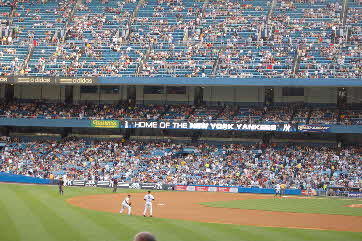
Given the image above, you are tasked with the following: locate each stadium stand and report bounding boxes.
[0,0,360,77]
[2,102,361,125]
[0,0,360,195]
[0,138,360,190]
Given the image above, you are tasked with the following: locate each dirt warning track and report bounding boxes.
[67,192,362,232]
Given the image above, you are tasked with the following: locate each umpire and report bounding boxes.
[58,178,64,195]
[113,178,118,193]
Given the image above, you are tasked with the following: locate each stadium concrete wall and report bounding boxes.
[5,85,362,105]
[136,86,195,104]
[348,87,362,104]
[273,87,337,104]
[203,86,264,104]
[304,87,338,104]
[14,85,65,101]
[0,85,4,99]
[72,86,126,103]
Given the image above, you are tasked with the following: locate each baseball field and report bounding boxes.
[1,183,361,241]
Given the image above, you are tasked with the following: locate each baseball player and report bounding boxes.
[280,183,286,197]
[143,191,155,217]
[274,183,281,197]
[112,178,118,193]
[120,194,132,215]
[58,178,64,195]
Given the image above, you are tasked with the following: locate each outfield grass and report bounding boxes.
[0,183,361,241]
[202,197,362,216]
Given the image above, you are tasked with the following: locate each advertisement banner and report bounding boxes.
[14,76,55,84]
[97,180,110,187]
[129,183,141,189]
[301,189,317,196]
[7,76,97,85]
[91,120,119,128]
[117,183,130,188]
[72,180,86,186]
[298,124,331,133]
[347,192,362,198]
[229,187,238,193]
[0,76,11,83]
[186,186,196,191]
[85,180,97,187]
[140,183,164,190]
[175,185,187,191]
[208,186,218,192]
[123,120,296,132]
[175,185,240,193]
[195,186,209,192]
[58,77,96,85]
[162,184,175,191]
[0,118,361,134]
[217,187,230,192]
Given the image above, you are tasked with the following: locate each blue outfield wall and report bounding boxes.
[0,174,302,195]
[238,187,301,195]
[0,172,52,184]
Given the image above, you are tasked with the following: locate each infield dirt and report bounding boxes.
[67,192,362,232]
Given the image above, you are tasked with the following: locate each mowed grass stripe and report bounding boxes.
[274,225,362,241]
[139,218,210,241]
[17,185,86,241]
[25,186,121,241]
[158,218,273,241]
[69,205,141,240]
[202,198,362,216]
[0,185,54,241]
[0,188,20,241]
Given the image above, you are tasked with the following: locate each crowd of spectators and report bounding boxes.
[0,102,361,125]
[340,109,362,125]
[0,138,360,190]
[309,108,339,124]
[0,0,360,78]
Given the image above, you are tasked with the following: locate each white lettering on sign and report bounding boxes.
[134,122,157,128]
[172,122,188,129]
[210,123,234,130]
[159,122,171,128]
[241,124,277,131]
[189,122,209,129]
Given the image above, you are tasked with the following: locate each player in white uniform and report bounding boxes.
[120,194,132,215]
[274,183,281,197]
[143,191,155,217]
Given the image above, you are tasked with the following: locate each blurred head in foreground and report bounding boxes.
[133,232,157,241]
